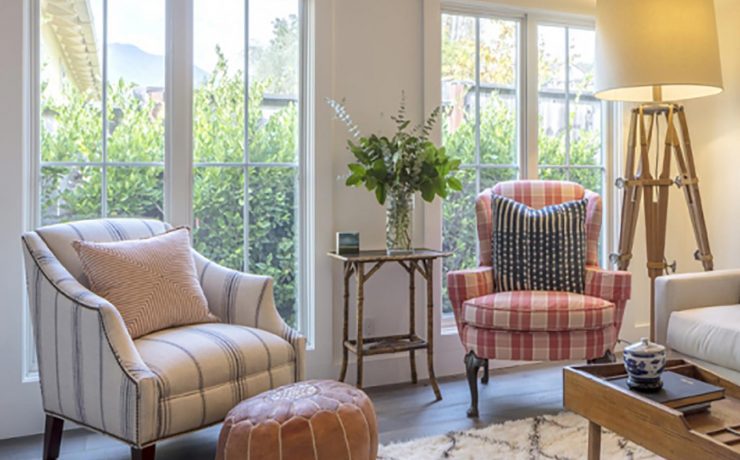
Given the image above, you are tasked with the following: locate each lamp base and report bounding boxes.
[611,103,713,341]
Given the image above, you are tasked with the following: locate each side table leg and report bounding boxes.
[424,259,442,401]
[356,262,365,389]
[588,421,601,460]
[339,262,352,382]
[409,264,417,384]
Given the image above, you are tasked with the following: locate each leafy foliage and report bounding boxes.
[329,95,462,205]
[41,50,300,326]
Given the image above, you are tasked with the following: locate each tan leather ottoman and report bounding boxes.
[216,380,378,460]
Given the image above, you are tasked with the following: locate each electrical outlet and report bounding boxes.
[364,317,375,337]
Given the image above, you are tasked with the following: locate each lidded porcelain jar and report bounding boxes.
[623,338,667,392]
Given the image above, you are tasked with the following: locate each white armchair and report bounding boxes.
[22,218,306,460]
[655,270,740,383]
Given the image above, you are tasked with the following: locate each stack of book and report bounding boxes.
[608,371,725,414]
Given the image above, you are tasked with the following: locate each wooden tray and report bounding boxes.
[564,359,740,460]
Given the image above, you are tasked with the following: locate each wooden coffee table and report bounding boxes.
[564,360,740,460]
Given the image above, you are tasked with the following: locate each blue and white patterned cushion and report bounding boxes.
[491,193,587,293]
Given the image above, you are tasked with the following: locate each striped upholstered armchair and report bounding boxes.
[447,181,631,417]
[21,219,306,460]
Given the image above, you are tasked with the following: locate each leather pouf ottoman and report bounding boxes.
[216,380,378,460]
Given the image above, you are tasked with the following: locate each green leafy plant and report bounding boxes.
[328,95,463,204]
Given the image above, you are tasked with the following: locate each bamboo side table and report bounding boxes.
[328,249,451,400]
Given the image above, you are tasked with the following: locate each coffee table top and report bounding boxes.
[564,359,740,459]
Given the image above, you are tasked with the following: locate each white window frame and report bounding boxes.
[26,0,315,377]
[430,2,618,332]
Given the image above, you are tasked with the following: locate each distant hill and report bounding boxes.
[108,43,208,88]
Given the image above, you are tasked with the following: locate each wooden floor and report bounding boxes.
[0,362,567,459]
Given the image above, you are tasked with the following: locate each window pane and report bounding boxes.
[538,26,565,92]
[193,167,245,271]
[248,167,298,328]
[442,14,476,164]
[570,100,601,166]
[107,166,164,219]
[442,169,477,314]
[571,168,603,195]
[41,166,102,225]
[479,18,518,165]
[481,167,518,186]
[568,28,596,96]
[538,96,566,165]
[106,0,165,163]
[538,167,568,181]
[248,0,300,164]
[40,0,103,163]
[193,0,245,164]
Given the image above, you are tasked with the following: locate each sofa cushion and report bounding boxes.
[135,323,296,437]
[73,227,217,338]
[667,305,740,373]
[463,291,615,332]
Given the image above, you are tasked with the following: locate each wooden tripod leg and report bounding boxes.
[616,110,642,271]
[676,110,713,271]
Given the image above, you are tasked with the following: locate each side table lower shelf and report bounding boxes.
[344,334,428,356]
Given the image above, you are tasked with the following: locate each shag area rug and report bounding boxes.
[378,412,661,459]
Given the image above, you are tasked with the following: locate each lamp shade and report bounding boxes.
[595,0,723,102]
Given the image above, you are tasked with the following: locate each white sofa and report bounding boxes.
[655,270,740,383]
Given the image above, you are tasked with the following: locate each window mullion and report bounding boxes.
[101,0,109,217]
[243,0,251,272]
[564,26,571,181]
[164,0,194,227]
[524,15,539,180]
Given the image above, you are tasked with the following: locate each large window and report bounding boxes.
[38,0,304,328]
[441,11,606,314]
[40,0,166,225]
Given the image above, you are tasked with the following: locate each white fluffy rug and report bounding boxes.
[378,412,661,460]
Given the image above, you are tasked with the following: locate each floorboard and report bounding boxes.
[0,361,569,459]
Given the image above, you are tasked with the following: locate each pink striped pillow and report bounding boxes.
[72,227,218,338]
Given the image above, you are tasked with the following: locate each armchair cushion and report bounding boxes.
[491,194,588,293]
[73,228,217,338]
[135,322,296,438]
[463,291,615,332]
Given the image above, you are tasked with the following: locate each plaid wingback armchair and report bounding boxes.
[21,219,306,460]
[447,181,631,417]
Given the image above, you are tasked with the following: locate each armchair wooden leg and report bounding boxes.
[131,445,156,460]
[43,415,64,460]
[465,351,486,418]
[481,359,490,384]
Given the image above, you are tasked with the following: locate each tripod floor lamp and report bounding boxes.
[594,0,724,340]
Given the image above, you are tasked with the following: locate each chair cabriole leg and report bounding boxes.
[481,358,489,384]
[465,350,485,418]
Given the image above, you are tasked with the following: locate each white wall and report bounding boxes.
[684,0,740,273]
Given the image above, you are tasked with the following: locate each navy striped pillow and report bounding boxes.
[491,193,587,293]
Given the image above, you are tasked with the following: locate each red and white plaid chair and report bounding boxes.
[447,180,631,417]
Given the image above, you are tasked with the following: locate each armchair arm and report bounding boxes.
[22,233,159,446]
[192,250,306,381]
[447,266,494,336]
[655,269,740,344]
[585,265,631,332]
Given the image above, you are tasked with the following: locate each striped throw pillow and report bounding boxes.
[73,227,219,338]
[491,193,587,293]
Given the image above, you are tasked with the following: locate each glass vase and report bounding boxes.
[385,189,414,254]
